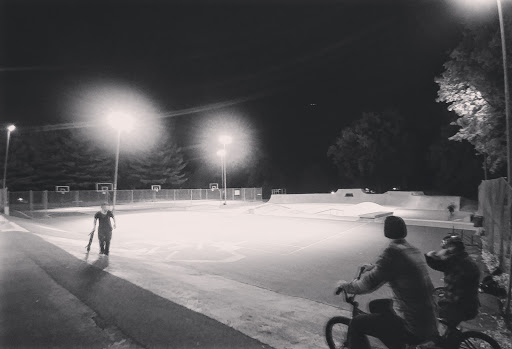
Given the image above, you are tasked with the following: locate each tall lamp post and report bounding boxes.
[219,135,232,205]
[2,124,15,215]
[495,0,512,319]
[217,149,226,203]
[469,0,512,317]
[2,124,15,189]
[108,114,134,212]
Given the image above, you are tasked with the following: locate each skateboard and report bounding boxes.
[86,229,95,252]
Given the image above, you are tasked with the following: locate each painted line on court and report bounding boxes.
[30,224,70,233]
[237,241,304,255]
[285,222,368,255]
[239,246,283,255]
[0,221,29,232]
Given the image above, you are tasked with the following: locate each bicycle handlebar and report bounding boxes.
[335,266,367,296]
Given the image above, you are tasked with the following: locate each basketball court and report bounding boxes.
[5,203,472,349]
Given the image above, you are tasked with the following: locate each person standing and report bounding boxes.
[92,203,116,256]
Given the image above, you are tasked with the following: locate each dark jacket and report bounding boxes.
[425,249,480,319]
[343,239,438,341]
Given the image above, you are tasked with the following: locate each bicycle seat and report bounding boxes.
[437,317,460,330]
[369,298,395,315]
[404,333,441,349]
[405,340,439,349]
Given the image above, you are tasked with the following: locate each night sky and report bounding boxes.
[0,0,482,193]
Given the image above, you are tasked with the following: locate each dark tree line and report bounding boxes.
[327,111,413,193]
[4,129,187,191]
[327,14,511,199]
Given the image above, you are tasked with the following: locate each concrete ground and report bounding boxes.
[0,215,272,349]
[1,201,508,349]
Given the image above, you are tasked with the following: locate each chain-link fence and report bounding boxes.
[477,178,512,314]
[7,187,262,212]
[478,178,511,269]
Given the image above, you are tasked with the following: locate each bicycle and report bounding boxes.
[326,270,501,349]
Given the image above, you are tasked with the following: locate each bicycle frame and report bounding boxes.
[338,267,368,318]
[329,272,501,349]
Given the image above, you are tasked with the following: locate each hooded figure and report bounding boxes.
[336,216,438,349]
[425,235,481,325]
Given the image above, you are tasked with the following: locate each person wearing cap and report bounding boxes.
[336,216,438,349]
[425,235,480,326]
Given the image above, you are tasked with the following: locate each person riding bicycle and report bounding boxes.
[425,234,480,327]
[336,216,438,349]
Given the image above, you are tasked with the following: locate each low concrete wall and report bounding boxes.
[268,189,461,211]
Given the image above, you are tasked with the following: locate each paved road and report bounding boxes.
[0,215,273,349]
[2,208,456,349]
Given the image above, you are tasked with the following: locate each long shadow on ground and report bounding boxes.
[5,231,272,349]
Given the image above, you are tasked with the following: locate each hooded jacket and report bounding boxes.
[343,239,438,341]
[425,248,480,319]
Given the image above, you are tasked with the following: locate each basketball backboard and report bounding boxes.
[96,183,113,192]
[55,186,70,193]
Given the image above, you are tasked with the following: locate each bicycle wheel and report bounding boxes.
[325,316,351,349]
[455,331,501,349]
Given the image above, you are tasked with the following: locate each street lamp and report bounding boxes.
[2,124,15,189]
[495,0,512,321]
[219,135,232,205]
[217,149,226,203]
[107,113,134,211]
[2,124,15,215]
[459,0,512,317]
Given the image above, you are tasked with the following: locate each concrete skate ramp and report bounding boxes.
[252,202,392,220]
[268,189,461,211]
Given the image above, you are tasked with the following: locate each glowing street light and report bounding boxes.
[108,113,134,211]
[219,135,232,146]
[218,135,232,205]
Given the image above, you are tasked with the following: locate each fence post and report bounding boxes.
[489,189,495,254]
[43,190,48,215]
[499,195,508,267]
[29,190,34,212]
[2,188,9,215]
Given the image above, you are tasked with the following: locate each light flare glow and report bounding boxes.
[66,79,165,154]
[194,110,257,172]
[219,135,232,145]
[108,112,135,133]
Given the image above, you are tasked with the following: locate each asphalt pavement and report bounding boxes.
[0,221,272,349]
[1,203,510,349]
